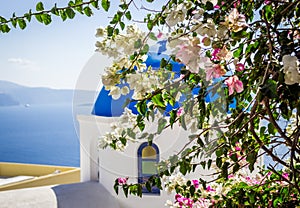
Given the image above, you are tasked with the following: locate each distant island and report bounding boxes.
[0,93,19,106]
[0,80,73,106]
[0,80,97,107]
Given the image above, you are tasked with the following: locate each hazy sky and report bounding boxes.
[0,0,165,90]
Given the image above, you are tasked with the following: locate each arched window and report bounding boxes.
[137,142,160,194]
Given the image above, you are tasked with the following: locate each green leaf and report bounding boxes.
[149,32,157,41]
[157,118,167,134]
[267,123,277,135]
[11,18,17,28]
[146,181,152,192]
[0,24,11,33]
[233,163,240,173]
[41,14,51,25]
[83,6,93,17]
[216,157,222,168]
[60,10,67,21]
[138,132,148,139]
[36,2,44,11]
[75,0,83,4]
[0,16,7,23]
[125,11,131,20]
[91,1,99,9]
[180,115,187,130]
[152,94,166,108]
[127,128,136,139]
[134,38,142,49]
[35,14,43,23]
[205,1,214,10]
[207,159,212,169]
[137,184,142,197]
[107,25,114,36]
[260,79,278,99]
[264,5,274,21]
[197,138,204,147]
[17,19,26,30]
[123,185,129,197]
[68,0,75,6]
[119,3,128,10]
[141,44,149,54]
[216,149,223,157]
[160,58,167,68]
[101,0,110,11]
[66,8,76,19]
[147,21,153,30]
[119,21,125,30]
[233,44,244,58]
[24,11,32,22]
[51,5,59,15]
[180,162,187,175]
[137,100,147,115]
[169,110,176,128]
[190,185,195,196]
[113,181,119,195]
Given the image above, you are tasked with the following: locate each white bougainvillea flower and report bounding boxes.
[165,3,187,27]
[95,27,106,37]
[175,37,202,73]
[217,46,233,61]
[224,8,248,32]
[282,55,300,85]
[199,0,218,5]
[108,86,121,100]
[194,19,217,37]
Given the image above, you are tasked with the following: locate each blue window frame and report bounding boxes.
[137,142,160,195]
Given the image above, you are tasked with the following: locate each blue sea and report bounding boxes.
[0,104,81,167]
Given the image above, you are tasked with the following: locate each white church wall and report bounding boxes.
[77,114,218,208]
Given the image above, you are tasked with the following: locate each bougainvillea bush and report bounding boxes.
[2,0,299,207]
[94,0,300,207]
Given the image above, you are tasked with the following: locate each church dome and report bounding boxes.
[91,51,184,117]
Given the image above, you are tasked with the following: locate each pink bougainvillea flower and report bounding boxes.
[214,4,220,9]
[235,146,241,151]
[211,48,221,61]
[117,177,127,185]
[175,194,182,200]
[233,0,240,8]
[157,32,163,39]
[206,186,215,192]
[192,179,199,188]
[211,47,232,61]
[228,174,234,179]
[225,75,244,95]
[235,142,242,151]
[177,107,184,117]
[206,64,226,81]
[282,172,289,180]
[235,63,245,72]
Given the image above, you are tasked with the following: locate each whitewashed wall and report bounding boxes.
[77,114,264,207]
[77,114,218,208]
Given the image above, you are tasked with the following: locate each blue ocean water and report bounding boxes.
[0,104,80,167]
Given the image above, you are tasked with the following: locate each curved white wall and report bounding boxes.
[77,114,218,208]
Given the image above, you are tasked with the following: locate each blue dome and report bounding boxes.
[91,47,236,117]
[92,52,184,117]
